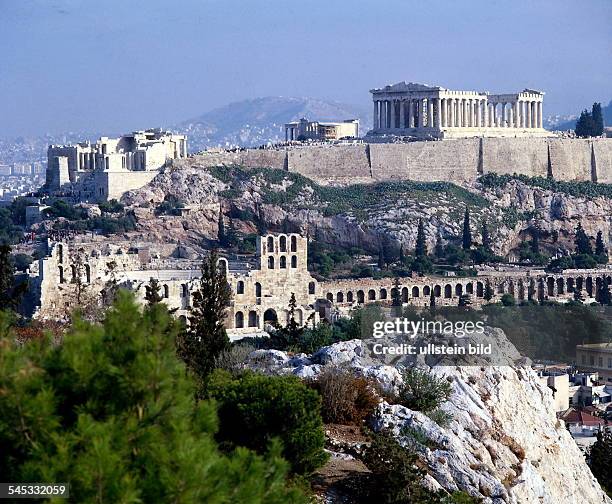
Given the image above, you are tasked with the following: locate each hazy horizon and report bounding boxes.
[1,0,611,138]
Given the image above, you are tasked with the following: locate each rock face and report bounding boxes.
[119,162,611,260]
[243,330,611,503]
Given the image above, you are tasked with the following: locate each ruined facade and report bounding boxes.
[370,82,551,139]
[46,129,187,201]
[284,118,359,141]
[32,234,612,340]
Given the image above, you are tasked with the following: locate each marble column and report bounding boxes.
[373,101,378,129]
[537,102,543,128]
[426,100,432,127]
[416,99,423,128]
[399,100,405,129]
[408,99,414,128]
[450,99,455,127]
[513,101,520,128]
[526,101,532,129]
[476,100,482,127]
[435,98,442,129]
[483,100,488,128]
[380,101,387,130]
[500,103,506,127]
[390,100,396,129]
[508,106,513,128]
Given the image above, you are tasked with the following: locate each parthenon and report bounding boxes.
[370,82,552,139]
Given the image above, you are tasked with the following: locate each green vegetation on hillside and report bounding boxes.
[479,173,612,199]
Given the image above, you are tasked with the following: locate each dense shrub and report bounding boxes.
[311,366,380,425]
[204,369,328,475]
[500,293,516,306]
[398,368,453,413]
[98,199,124,213]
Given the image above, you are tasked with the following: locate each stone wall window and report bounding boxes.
[163,284,169,298]
[267,236,274,252]
[326,293,333,301]
[444,285,452,298]
[268,256,275,269]
[411,286,419,298]
[337,292,344,302]
[291,255,297,268]
[423,286,431,296]
[347,292,354,302]
[434,285,441,297]
[308,281,315,295]
[476,282,484,297]
[235,311,244,328]
[57,244,63,263]
[280,236,287,252]
[290,236,297,252]
[58,266,65,284]
[181,284,189,297]
[248,310,257,327]
[280,256,287,269]
[357,290,365,303]
[380,288,388,299]
[71,265,77,282]
[85,264,91,284]
[255,282,262,297]
[237,281,244,294]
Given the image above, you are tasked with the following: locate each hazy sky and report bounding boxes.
[1,0,610,137]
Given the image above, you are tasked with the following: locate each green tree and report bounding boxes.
[205,370,328,475]
[0,293,307,503]
[145,277,163,305]
[591,102,604,137]
[271,292,310,349]
[481,221,491,250]
[177,250,231,388]
[597,281,612,306]
[575,109,597,138]
[0,244,25,310]
[574,223,593,255]
[484,280,494,302]
[434,234,444,260]
[462,207,472,250]
[589,427,612,495]
[500,293,516,306]
[415,218,427,258]
[595,231,608,264]
[530,228,540,254]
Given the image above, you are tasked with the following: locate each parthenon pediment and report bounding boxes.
[371,82,444,93]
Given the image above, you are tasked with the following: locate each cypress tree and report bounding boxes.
[217,211,228,247]
[484,280,494,302]
[575,109,596,137]
[595,230,608,263]
[574,223,593,255]
[531,228,540,254]
[462,207,472,250]
[597,281,611,306]
[0,244,15,308]
[591,102,604,136]
[434,234,444,259]
[177,250,231,388]
[481,221,491,250]
[589,427,612,494]
[415,219,427,259]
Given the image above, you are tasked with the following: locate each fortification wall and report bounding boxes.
[96,171,160,201]
[189,138,612,186]
[287,145,371,181]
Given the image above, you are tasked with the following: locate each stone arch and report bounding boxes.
[368,289,376,301]
[357,290,365,304]
[268,256,275,269]
[280,256,287,269]
[401,287,409,303]
[567,277,575,293]
[337,292,344,303]
[235,311,244,328]
[444,284,452,298]
[466,283,474,295]
[586,277,593,296]
[217,258,228,275]
[380,288,388,300]
[455,283,463,296]
[538,279,545,301]
[476,281,484,298]
[595,277,603,300]
[255,282,262,297]
[547,277,555,297]
[85,264,91,283]
[248,310,258,327]
[58,266,65,284]
[291,255,297,268]
[263,309,277,324]
[326,292,334,302]
[576,277,584,291]
[528,280,536,300]
[279,235,287,252]
[508,281,515,297]
[71,265,77,282]
[423,286,431,296]
[556,277,565,295]
[308,281,316,295]
[236,280,245,294]
[412,286,420,298]
[267,235,274,252]
[517,280,525,301]
[347,291,354,303]
[163,284,169,298]
[290,235,297,252]
[434,285,441,297]
[181,283,189,297]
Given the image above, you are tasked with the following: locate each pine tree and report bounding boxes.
[415,219,427,259]
[391,277,402,316]
[178,250,231,388]
[591,102,604,137]
[145,277,163,305]
[574,223,593,255]
[462,207,472,250]
[0,293,307,502]
[589,427,612,494]
[481,221,491,250]
[272,292,309,349]
[429,290,436,312]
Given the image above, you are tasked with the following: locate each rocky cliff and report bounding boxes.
[120,162,612,260]
[240,329,611,503]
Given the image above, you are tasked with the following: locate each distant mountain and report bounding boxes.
[545,99,612,131]
[174,97,372,151]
